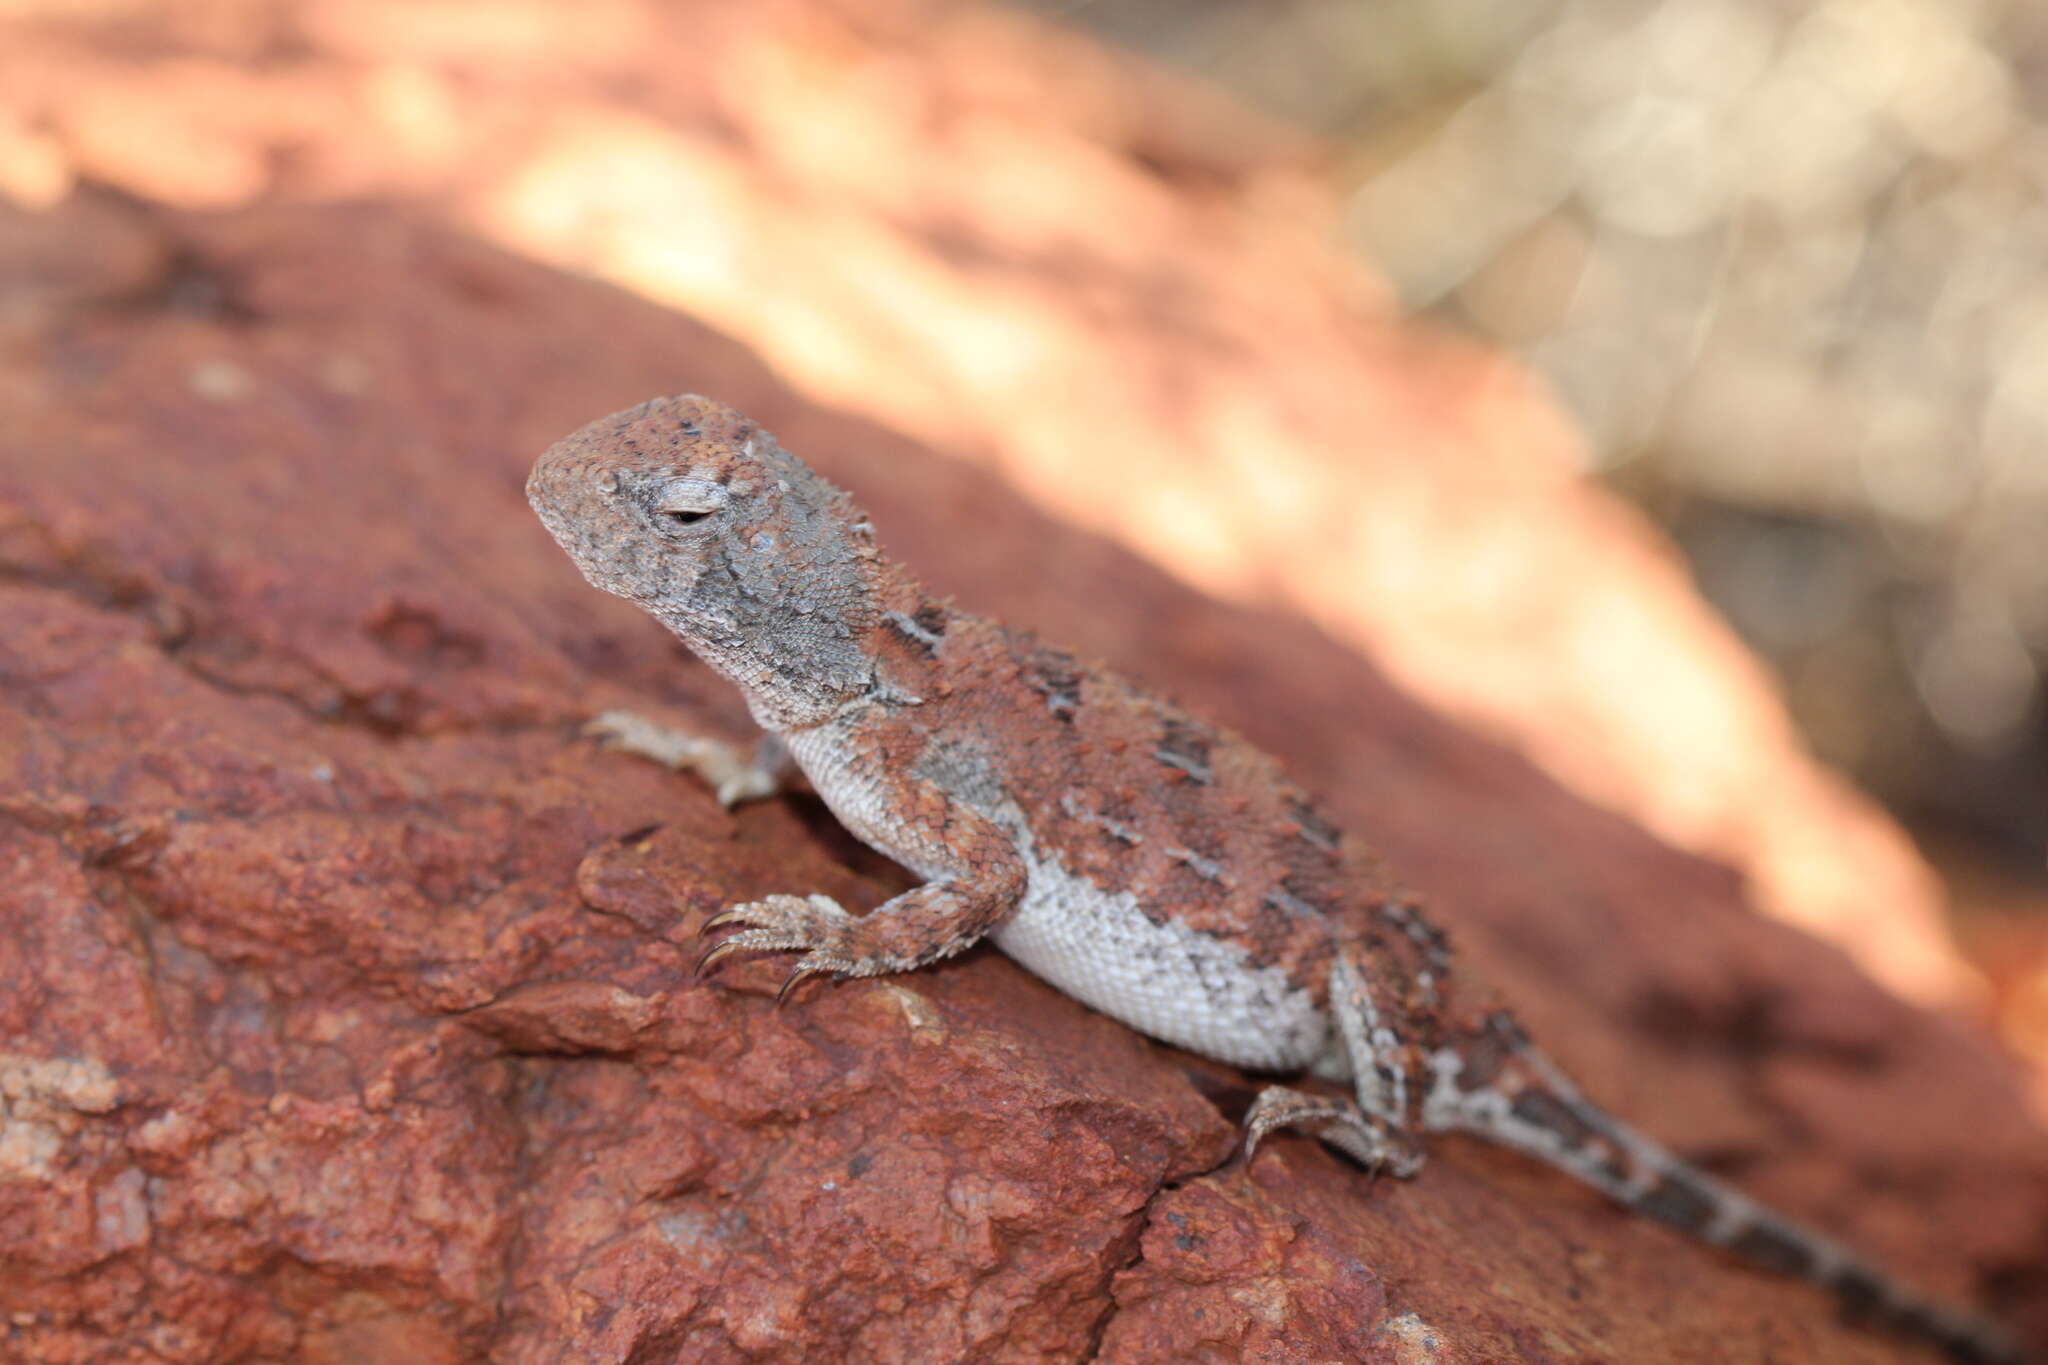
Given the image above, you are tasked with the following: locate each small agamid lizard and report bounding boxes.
[529,395,2026,1365]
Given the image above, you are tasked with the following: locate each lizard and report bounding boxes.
[527,394,2028,1365]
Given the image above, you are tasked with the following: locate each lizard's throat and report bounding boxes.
[650,595,877,731]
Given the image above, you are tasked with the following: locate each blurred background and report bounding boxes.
[2,0,2042,1086]
[1023,0,2048,1037]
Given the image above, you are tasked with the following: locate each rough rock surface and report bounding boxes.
[0,191,2043,1363]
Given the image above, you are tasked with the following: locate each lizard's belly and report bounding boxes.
[991,842,1331,1073]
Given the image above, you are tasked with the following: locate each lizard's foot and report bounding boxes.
[696,875,1013,1000]
[1244,1085,1425,1178]
[696,893,869,1001]
[587,710,788,808]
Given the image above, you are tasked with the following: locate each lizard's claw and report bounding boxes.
[776,962,829,1006]
[1240,1094,1297,1165]
[692,894,859,995]
[693,936,750,978]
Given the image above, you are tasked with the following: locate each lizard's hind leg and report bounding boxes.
[1326,950,1415,1128]
[1243,949,1426,1177]
[1244,1086,1424,1176]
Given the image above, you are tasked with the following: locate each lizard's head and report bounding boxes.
[529,395,887,722]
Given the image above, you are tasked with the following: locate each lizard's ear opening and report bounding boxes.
[655,478,730,528]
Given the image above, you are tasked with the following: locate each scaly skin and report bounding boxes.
[529,395,2026,1365]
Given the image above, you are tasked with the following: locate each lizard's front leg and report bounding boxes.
[698,784,1027,999]
[588,710,797,808]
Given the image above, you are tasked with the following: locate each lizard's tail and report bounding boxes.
[1421,1011,2027,1365]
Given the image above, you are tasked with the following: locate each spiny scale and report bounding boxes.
[529,395,2028,1365]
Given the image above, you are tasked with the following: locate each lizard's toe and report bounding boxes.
[695,895,856,981]
[776,959,838,1005]
[1241,1085,1425,1178]
[713,769,779,808]
[585,709,666,751]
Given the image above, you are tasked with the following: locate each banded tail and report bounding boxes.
[1422,1012,2026,1365]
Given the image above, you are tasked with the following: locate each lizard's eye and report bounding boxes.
[654,478,729,529]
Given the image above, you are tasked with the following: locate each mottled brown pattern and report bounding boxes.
[1018,638,1083,722]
